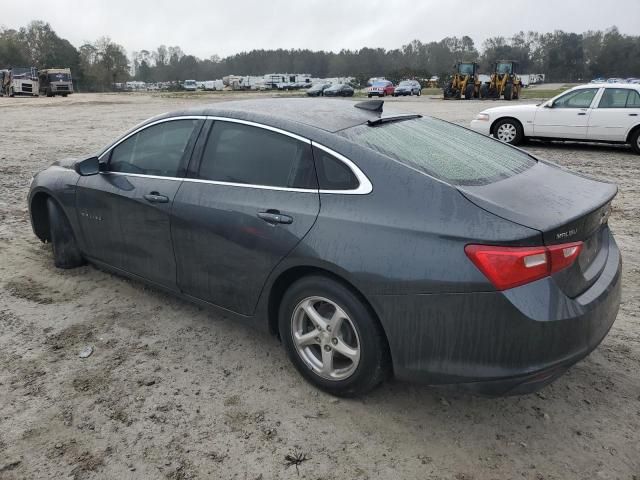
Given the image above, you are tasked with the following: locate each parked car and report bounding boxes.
[29,98,621,397]
[393,80,422,96]
[323,83,354,97]
[590,78,606,84]
[607,78,625,84]
[367,80,394,98]
[470,83,640,154]
[307,83,331,97]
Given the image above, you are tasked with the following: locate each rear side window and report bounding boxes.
[599,88,640,108]
[313,147,359,190]
[340,117,536,186]
[198,121,317,189]
[109,119,199,177]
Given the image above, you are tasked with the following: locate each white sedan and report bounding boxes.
[470,83,640,154]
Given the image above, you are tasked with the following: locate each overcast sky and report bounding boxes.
[4,0,640,58]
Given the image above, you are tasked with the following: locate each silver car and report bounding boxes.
[393,80,421,96]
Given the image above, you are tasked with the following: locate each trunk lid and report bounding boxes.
[459,161,617,297]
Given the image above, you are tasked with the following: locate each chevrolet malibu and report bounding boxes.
[29,98,621,397]
[470,83,640,154]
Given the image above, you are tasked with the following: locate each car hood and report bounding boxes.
[52,157,80,169]
[483,104,539,116]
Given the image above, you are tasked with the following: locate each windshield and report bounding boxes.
[327,84,343,91]
[372,81,388,87]
[12,67,37,78]
[398,81,412,87]
[496,63,513,74]
[458,64,475,75]
[48,72,71,82]
[339,117,536,186]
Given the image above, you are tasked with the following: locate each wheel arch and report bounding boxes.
[30,190,55,242]
[265,265,393,369]
[626,123,640,143]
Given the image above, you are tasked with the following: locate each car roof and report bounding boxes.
[155,98,404,134]
[573,83,640,90]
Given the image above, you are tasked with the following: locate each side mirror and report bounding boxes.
[74,156,100,176]
[544,101,553,108]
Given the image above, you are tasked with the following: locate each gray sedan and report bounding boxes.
[29,99,621,397]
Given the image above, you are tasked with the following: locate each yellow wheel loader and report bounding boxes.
[443,62,480,100]
[480,61,522,100]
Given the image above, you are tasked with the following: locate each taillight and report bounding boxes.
[465,242,583,290]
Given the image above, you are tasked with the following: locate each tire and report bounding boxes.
[417,89,421,96]
[503,83,513,100]
[464,84,475,100]
[630,128,640,154]
[46,198,84,269]
[279,275,390,397]
[367,94,372,98]
[493,118,524,145]
[480,83,489,99]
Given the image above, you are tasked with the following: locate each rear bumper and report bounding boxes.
[371,232,622,395]
[469,119,491,136]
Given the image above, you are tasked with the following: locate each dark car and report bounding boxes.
[29,98,621,397]
[394,80,421,96]
[323,83,354,97]
[307,83,331,97]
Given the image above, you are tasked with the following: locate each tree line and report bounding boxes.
[1,20,640,91]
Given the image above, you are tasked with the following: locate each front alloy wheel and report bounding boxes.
[493,118,524,145]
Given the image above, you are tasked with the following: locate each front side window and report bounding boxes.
[198,121,317,189]
[598,88,640,108]
[108,119,199,177]
[340,117,536,186]
[553,89,598,109]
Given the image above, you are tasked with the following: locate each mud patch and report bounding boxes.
[5,277,57,304]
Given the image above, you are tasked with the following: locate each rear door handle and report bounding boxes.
[630,113,638,116]
[257,211,293,225]
[144,192,169,203]
[577,112,587,116]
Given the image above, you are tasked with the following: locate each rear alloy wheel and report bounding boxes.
[279,276,389,397]
[493,118,524,145]
[631,129,640,154]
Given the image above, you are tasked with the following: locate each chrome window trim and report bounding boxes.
[97,115,207,161]
[312,142,373,195]
[98,114,373,195]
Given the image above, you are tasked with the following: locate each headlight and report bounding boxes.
[475,113,490,121]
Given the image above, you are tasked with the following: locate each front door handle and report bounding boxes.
[257,210,293,225]
[630,113,638,116]
[144,192,169,203]
[577,112,587,116]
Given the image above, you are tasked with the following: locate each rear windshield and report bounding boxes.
[339,117,536,186]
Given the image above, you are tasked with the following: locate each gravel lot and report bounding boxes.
[0,93,638,480]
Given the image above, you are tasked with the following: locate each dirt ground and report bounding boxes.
[0,92,638,480]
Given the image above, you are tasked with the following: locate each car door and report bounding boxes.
[587,88,640,141]
[533,87,600,139]
[76,117,203,290]
[171,119,320,315]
